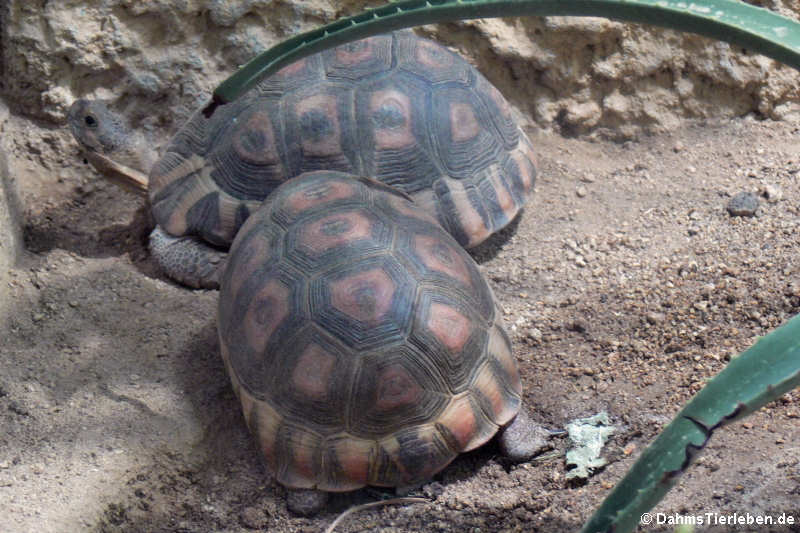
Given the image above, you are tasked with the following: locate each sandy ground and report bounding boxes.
[1,114,799,532]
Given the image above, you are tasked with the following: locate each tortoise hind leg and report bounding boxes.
[149,226,227,289]
[286,488,329,516]
[497,408,555,462]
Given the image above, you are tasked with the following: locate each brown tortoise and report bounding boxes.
[68,30,536,289]
[218,170,547,515]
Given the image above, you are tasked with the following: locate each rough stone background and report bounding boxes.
[0,100,22,297]
[2,0,800,139]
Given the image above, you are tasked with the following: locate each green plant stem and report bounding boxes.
[580,313,800,533]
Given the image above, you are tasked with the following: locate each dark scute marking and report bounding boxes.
[150,162,198,219]
[253,297,276,326]
[320,218,351,236]
[502,153,536,202]
[352,283,378,318]
[431,180,469,247]
[434,422,461,454]
[477,176,510,232]
[240,128,267,153]
[373,446,400,485]
[372,103,407,129]
[395,428,426,474]
[466,185,491,238]
[377,369,413,407]
[431,243,454,266]
[234,203,251,231]
[300,109,334,143]
[343,40,368,53]
[185,192,223,245]
[393,428,451,483]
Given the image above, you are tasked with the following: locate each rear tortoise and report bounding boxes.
[218,170,548,515]
[68,30,537,289]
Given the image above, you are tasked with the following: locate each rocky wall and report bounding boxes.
[0,101,22,290]
[1,0,799,140]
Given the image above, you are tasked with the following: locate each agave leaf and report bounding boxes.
[580,313,800,533]
[208,0,800,112]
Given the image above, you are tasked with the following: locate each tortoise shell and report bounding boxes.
[217,170,522,490]
[151,31,536,250]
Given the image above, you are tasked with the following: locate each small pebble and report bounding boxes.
[567,320,588,333]
[240,506,268,529]
[727,192,759,217]
[761,184,782,203]
[576,186,587,198]
[528,328,543,342]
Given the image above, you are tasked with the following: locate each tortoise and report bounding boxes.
[68,30,537,289]
[218,170,548,515]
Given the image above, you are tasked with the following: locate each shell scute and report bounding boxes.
[402,231,495,322]
[355,76,441,193]
[431,87,503,179]
[396,32,471,85]
[284,205,392,272]
[256,55,323,93]
[270,171,366,228]
[282,87,357,176]
[435,393,498,452]
[324,33,394,80]
[311,256,416,352]
[319,435,375,491]
[372,424,456,486]
[410,291,490,394]
[473,74,520,150]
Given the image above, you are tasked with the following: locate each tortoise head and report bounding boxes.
[67,99,151,195]
[68,99,128,155]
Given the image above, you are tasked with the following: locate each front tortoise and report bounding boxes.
[68,30,537,289]
[218,170,548,514]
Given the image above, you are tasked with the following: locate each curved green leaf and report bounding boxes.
[580,313,800,533]
[208,0,800,113]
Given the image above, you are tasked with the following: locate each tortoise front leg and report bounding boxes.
[497,407,555,462]
[149,226,227,289]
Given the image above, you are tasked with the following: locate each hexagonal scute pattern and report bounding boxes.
[218,170,521,491]
[396,32,471,85]
[311,258,416,351]
[286,206,392,272]
[323,33,394,80]
[149,30,536,253]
